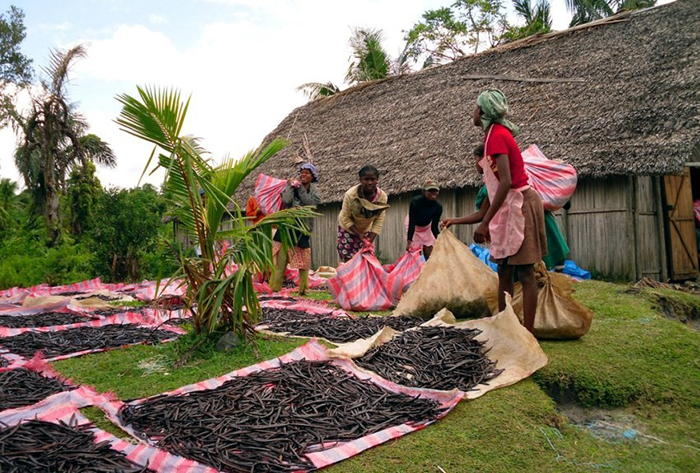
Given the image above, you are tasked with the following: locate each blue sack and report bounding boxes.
[562,260,591,279]
[469,244,498,272]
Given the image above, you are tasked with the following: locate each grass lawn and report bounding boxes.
[53,281,700,472]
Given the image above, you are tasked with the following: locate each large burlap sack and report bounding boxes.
[393,230,498,318]
[487,262,593,340]
[330,298,548,400]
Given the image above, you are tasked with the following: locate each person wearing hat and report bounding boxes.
[405,179,443,260]
[337,165,390,262]
[270,163,321,294]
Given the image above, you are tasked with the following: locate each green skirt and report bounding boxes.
[542,211,569,269]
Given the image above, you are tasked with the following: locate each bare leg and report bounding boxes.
[423,245,433,260]
[270,249,288,292]
[517,264,537,333]
[298,269,309,295]
[497,263,514,312]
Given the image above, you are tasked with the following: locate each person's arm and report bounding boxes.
[406,199,418,250]
[473,154,511,243]
[442,199,490,228]
[280,183,295,208]
[431,204,442,237]
[298,184,321,206]
[369,209,386,239]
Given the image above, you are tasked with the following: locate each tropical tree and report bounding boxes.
[0,5,33,128]
[66,160,102,237]
[502,0,552,42]
[115,86,317,337]
[0,178,18,230]
[295,81,341,101]
[345,28,391,85]
[88,185,163,282]
[405,0,508,68]
[297,27,410,101]
[11,45,116,245]
[566,0,655,26]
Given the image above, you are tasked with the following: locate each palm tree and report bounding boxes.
[116,86,317,337]
[295,81,341,100]
[297,27,408,102]
[345,27,391,85]
[12,45,115,245]
[503,0,552,41]
[566,0,655,26]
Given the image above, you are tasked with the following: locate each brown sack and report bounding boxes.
[393,230,498,318]
[488,262,593,340]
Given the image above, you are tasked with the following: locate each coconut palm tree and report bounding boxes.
[116,86,317,337]
[566,0,655,26]
[295,81,341,101]
[345,27,391,84]
[503,0,552,41]
[297,27,409,102]
[12,44,116,245]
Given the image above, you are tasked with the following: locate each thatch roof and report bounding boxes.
[242,0,700,204]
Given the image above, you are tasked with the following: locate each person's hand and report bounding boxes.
[406,241,413,252]
[290,179,301,189]
[441,218,453,230]
[473,222,490,244]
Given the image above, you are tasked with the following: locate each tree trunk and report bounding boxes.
[44,177,61,247]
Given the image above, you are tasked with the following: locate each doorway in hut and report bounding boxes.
[663,167,699,281]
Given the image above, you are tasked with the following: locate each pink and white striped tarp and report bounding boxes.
[254,173,287,215]
[328,247,424,311]
[522,144,578,211]
[0,393,215,473]
[0,311,185,362]
[97,339,462,471]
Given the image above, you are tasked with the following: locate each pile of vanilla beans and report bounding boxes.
[120,360,445,472]
[0,420,154,472]
[259,307,424,343]
[0,312,95,329]
[0,324,178,359]
[355,326,503,392]
[0,368,75,411]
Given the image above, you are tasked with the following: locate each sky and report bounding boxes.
[0,0,592,190]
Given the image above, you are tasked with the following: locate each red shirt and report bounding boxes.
[482,124,529,189]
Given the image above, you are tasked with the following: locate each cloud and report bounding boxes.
[148,14,168,25]
[36,22,72,32]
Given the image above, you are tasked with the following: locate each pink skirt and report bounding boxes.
[404,215,436,250]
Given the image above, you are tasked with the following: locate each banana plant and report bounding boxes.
[116,86,318,336]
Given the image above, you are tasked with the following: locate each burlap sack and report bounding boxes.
[392,230,498,318]
[487,262,593,340]
[23,291,134,309]
[330,298,548,400]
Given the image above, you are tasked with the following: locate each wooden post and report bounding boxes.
[626,176,638,281]
[653,176,669,281]
[633,176,643,280]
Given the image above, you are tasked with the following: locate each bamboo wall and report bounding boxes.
[176,176,668,280]
[310,176,667,281]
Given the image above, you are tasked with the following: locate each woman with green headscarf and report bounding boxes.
[443,90,546,334]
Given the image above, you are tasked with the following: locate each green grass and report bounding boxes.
[50,281,700,472]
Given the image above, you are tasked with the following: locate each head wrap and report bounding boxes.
[299,163,318,182]
[476,89,520,136]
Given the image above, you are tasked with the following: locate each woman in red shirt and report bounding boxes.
[444,90,546,333]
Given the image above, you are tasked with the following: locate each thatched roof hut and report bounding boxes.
[238,0,700,281]
[241,0,699,203]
